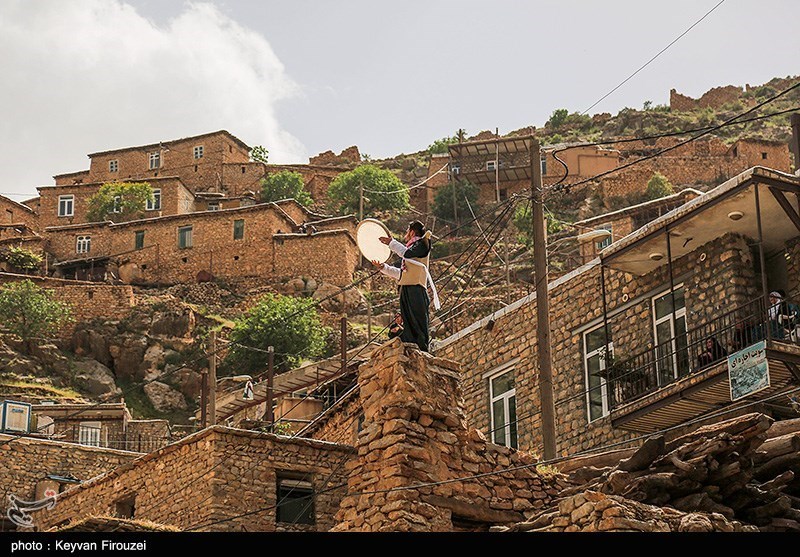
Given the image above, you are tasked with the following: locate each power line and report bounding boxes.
[580,0,727,115]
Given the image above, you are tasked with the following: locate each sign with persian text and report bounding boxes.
[728,340,769,401]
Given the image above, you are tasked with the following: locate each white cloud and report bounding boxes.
[0,0,306,197]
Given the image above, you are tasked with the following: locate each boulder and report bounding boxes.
[111,336,149,381]
[30,344,71,377]
[176,369,203,400]
[144,381,188,412]
[72,359,121,396]
[72,326,114,368]
[151,309,195,337]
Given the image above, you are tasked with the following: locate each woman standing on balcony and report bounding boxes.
[372,221,440,352]
[697,337,727,368]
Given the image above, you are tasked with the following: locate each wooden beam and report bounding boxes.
[769,187,800,233]
[422,495,524,524]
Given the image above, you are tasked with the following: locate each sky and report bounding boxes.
[0,0,797,200]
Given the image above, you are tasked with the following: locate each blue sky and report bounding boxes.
[1,0,797,199]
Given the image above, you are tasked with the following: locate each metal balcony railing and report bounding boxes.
[604,295,797,409]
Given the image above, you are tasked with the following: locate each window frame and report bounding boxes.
[58,195,75,217]
[651,284,688,384]
[208,202,220,211]
[109,159,119,173]
[177,225,193,249]
[583,325,613,422]
[76,235,91,254]
[486,362,517,449]
[486,160,497,171]
[149,151,161,170]
[276,473,315,525]
[595,223,613,251]
[134,230,145,250]
[193,145,204,159]
[78,421,102,447]
[146,189,161,211]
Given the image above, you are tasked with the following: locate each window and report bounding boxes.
[76,236,91,254]
[762,152,768,160]
[134,231,145,250]
[146,189,161,211]
[78,422,101,447]
[652,285,689,385]
[541,158,547,175]
[584,326,612,422]
[732,146,738,157]
[109,159,118,173]
[111,195,122,213]
[178,225,193,249]
[450,162,460,175]
[596,224,613,251]
[149,151,161,170]
[208,202,220,211]
[114,494,136,519]
[193,145,204,159]
[58,195,74,217]
[5,209,13,224]
[233,219,245,240]
[488,366,517,449]
[276,473,315,525]
[486,160,497,171]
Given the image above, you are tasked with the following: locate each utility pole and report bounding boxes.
[340,316,347,376]
[200,369,208,429]
[451,179,459,229]
[359,182,364,221]
[208,330,217,426]
[530,136,557,460]
[266,346,274,427]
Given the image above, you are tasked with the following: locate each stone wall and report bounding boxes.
[435,232,762,457]
[38,177,195,231]
[309,146,361,167]
[670,85,744,112]
[0,195,39,233]
[85,131,250,193]
[304,388,362,446]
[0,273,135,335]
[33,427,354,532]
[332,340,569,532]
[273,231,359,286]
[0,434,139,506]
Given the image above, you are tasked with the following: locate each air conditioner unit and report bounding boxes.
[1,401,32,433]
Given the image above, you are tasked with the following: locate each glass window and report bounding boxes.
[109,160,118,173]
[76,236,91,254]
[488,368,517,449]
[486,160,496,171]
[652,285,689,384]
[208,202,220,211]
[596,224,613,251]
[584,326,612,422]
[135,231,145,250]
[146,189,161,211]
[149,152,161,170]
[78,422,101,447]
[233,219,245,240]
[276,475,315,525]
[193,145,204,159]
[178,225,192,249]
[58,195,74,217]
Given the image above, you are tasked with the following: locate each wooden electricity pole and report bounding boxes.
[266,346,274,426]
[530,136,557,460]
[200,370,208,429]
[791,113,800,174]
[208,330,217,426]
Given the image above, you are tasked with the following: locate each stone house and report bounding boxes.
[434,166,800,458]
[32,402,171,453]
[42,201,359,286]
[574,188,703,264]
[0,194,39,239]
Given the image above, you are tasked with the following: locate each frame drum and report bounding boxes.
[356,218,392,263]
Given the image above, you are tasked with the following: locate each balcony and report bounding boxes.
[605,295,800,433]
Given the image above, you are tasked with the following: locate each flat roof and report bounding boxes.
[87,130,250,157]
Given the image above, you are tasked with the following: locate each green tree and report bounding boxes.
[513,203,565,247]
[0,280,72,351]
[427,134,459,155]
[327,165,409,215]
[85,181,154,223]
[250,145,269,164]
[261,171,313,206]
[644,172,674,200]
[547,108,569,129]
[0,247,42,273]
[225,294,328,373]
[432,180,480,232]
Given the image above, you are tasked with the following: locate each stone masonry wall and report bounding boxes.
[273,231,359,286]
[0,434,139,505]
[0,273,135,336]
[0,196,38,232]
[670,86,744,112]
[33,427,353,532]
[333,340,568,532]
[435,232,761,457]
[305,389,363,446]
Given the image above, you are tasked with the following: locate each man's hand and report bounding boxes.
[371,260,383,269]
[378,236,391,245]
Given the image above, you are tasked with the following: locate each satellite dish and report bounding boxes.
[356,218,392,263]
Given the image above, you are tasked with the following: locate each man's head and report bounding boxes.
[770,291,783,305]
[405,220,425,243]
